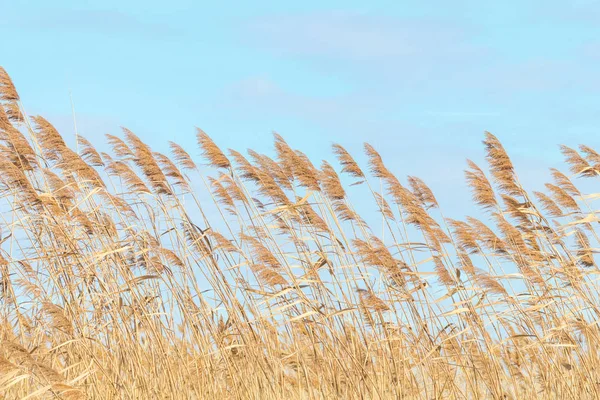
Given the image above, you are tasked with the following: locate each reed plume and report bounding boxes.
[197,128,231,169]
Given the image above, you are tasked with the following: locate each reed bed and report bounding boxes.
[0,66,599,399]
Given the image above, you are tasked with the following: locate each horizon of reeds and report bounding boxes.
[1,66,600,399]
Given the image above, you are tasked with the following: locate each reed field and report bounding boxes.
[1,66,600,399]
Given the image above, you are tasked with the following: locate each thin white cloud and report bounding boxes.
[9,8,182,39]
[243,11,482,61]
[424,111,500,117]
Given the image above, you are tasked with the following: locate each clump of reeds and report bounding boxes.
[0,67,600,399]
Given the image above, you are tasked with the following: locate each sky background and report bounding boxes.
[2,0,600,216]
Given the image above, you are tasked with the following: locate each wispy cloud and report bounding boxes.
[424,111,501,117]
[546,0,600,23]
[8,8,182,39]
[243,11,482,61]
[221,76,362,121]
[239,11,496,99]
[241,9,600,98]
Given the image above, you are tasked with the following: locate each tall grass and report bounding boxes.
[0,66,599,399]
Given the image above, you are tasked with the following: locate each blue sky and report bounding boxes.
[2,0,600,215]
